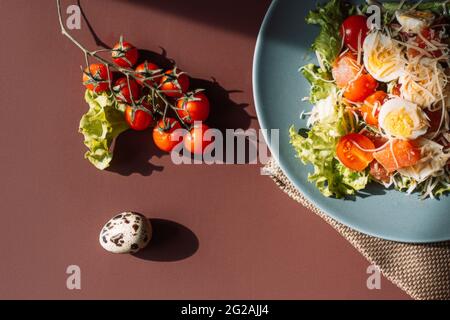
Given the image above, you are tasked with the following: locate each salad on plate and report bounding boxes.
[290,0,450,199]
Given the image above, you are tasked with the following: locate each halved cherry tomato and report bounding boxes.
[159,69,190,98]
[344,74,378,102]
[336,133,375,172]
[176,92,210,124]
[112,37,139,68]
[113,77,141,104]
[125,104,153,131]
[135,61,161,87]
[153,118,183,152]
[332,52,361,89]
[360,91,388,126]
[373,140,421,173]
[340,15,369,51]
[82,64,112,93]
[184,123,213,155]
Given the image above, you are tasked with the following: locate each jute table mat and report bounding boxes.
[264,158,450,300]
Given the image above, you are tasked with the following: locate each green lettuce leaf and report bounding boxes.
[79,90,129,170]
[306,0,355,69]
[290,108,369,198]
[301,64,335,104]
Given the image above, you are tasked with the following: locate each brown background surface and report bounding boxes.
[0,0,409,299]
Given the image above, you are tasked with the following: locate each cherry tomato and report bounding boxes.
[159,69,190,98]
[407,28,444,58]
[125,105,154,131]
[113,77,141,104]
[373,140,421,172]
[332,52,361,89]
[82,64,112,93]
[135,61,161,87]
[112,37,139,68]
[184,124,213,155]
[176,92,210,124]
[153,118,183,152]
[336,133,375,172]
[360,91,388,126]
[340,15,369,51]
[344,74,378,102]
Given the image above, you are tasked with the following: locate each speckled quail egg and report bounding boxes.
[378,97,429,140]
[99,212,152,254]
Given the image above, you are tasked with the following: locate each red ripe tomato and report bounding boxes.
[176,92,210,124]
[112,37,139,68]
[153,118,183,152]
[135,61,161,87]
[360,91,388,126]
[125,105,153,131]
[408,28,444,58]
[184,124,213,155]
[113,77,141,104]
[159,69,190,98]
[344,74,378,102]
[340,15,369,51]
[336,133,375,172]
[332,52,361,89]
[82,64,112,93]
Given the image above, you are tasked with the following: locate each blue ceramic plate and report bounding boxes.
[253,0,450,243]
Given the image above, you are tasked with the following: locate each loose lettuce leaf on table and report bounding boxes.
[79,90,129,170]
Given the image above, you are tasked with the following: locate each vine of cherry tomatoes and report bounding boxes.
[81,37,214,155]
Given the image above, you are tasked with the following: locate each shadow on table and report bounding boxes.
[78,2,254,173]
[133,219,199,262]
[111,0,272,38]
[108,129,165,176]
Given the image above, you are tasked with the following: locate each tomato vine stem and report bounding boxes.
[56,0,189,129]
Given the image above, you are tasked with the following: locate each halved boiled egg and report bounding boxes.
[363,32,405,82]
[395,10,435,34]
[378,97,429,140]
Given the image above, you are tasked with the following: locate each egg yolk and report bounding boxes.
[383,108,414,138]
[369,47,397,76]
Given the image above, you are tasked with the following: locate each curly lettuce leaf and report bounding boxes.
[290,108,369,198]
[79,90,129,170]
[306,0,355,69]
[301,64,335,104]
[394,174,450,199]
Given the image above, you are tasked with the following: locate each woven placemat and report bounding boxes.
[264,158,450,300]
